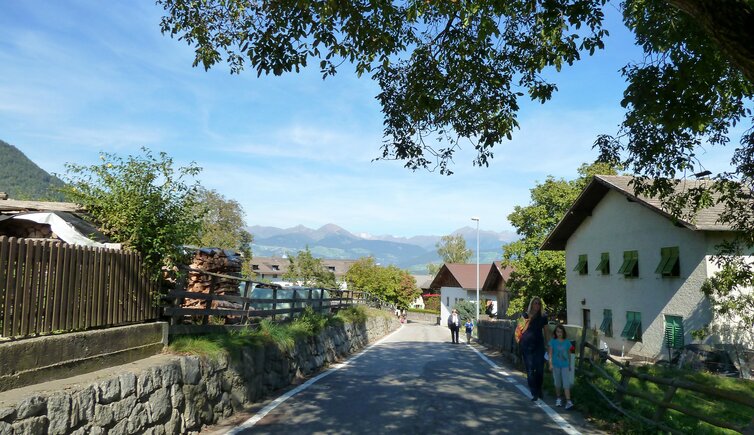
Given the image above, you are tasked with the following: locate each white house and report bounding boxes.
[429,262,512,322]
[542,175,753,360]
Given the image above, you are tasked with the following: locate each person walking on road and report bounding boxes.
[447,309,461,343]
[520,296,549,401]
[548,324,574,409]
[464,318,474,344]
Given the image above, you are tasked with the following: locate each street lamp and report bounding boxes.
[471,217,480,323]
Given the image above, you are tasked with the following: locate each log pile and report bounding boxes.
[0,220,53,239]
[183,248,244,312]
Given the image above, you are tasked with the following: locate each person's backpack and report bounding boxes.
[514,318,530,344]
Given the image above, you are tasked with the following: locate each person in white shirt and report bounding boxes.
[447,309,461,343]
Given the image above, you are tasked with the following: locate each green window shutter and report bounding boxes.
[664,315,684,349]
[599,309,613,337]
[662,247,679,276]
[619,251,639,277]
[621,311,642,341]
[595,252,609,274]
[573,254,588,274]
[655,247,671,274]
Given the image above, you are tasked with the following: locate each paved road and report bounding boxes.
[223,322,596,435]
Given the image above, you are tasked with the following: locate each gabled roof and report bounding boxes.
[541,175,732,251]
[429,262,511,291]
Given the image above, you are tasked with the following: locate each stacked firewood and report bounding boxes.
[183,248,243,311]
[0,221,53,239]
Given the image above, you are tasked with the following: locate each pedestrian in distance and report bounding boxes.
[548,324,574,410]
[464,318,474,344]
[519,296,549,402]
[447,308,461,343]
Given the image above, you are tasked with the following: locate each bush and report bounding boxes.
[423,295,440,311]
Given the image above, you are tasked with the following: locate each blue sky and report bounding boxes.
[0,1,734,238]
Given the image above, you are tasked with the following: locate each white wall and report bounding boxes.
[440,287,498,322]
[565,190,716,359]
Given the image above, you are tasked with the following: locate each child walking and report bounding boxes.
[464,319,474,343]
[548,324,574,410]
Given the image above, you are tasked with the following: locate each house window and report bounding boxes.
[271,265,280,271]
[272,274,278,279]
[252,265,259,270]
[573,254,588,275]
[655,247,680,277]
[621,311,642,341]
[327,266,336,272]
[617,250,639,277]
[664,315,684,349]
[595,252,610,275]
[600,309,613,337]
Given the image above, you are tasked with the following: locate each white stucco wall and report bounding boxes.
[565,190,721,360]
[439,287,497,322]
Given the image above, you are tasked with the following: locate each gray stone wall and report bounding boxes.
[0,315,397,435]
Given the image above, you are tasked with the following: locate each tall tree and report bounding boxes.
[427,234,473,274]
[193,187,253,257]
[502,162,618,318]
[158,0,753,178]
[345,257,420,308]
[59,147,202,277]
[282,247,337,288]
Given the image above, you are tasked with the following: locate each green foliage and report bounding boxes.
[58,147,203,277]
[344,257,420,308]
[503,162,618,319]
[193,187,253,257]
[423,295,440,312]
[0,139,67,201]
[334,305,369,324]
[427,234,472,274]
[572,361,754,434]
[283,246,337,288]
[408,307,439,315]
[453,300,478,322]
[158,0,610,174]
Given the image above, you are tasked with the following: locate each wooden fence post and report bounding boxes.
[578,324,588,372]
[653,385,677,423]
[272,287,278,321]
[615,361,631,403]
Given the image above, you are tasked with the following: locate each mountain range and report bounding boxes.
[249,224,518,273]
[1,138,519,272]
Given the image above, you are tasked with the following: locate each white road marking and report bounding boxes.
[467,343,583,435]
[226,323,404,434]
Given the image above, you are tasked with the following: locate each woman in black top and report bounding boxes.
[520,296,549,401]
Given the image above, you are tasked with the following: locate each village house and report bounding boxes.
[542,175,753,360]
[429,262,513,322]
[249,256,357,287]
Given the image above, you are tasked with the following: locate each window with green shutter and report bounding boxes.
[573,254,588,275]
[617,250,639,277]
[621,311,642,341]
[664,315,684,349]
[599,309,613,337]
[655,247,680,277]
[595,252,610,275]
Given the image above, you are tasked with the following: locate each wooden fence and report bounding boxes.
[163,268,386,329]
[577,329,754,434]
[0,236,160,339]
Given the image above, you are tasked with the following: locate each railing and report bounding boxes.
[0,236,160,340]
[163,267,383,329]
[577,328,754,434]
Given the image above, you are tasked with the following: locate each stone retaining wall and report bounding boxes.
[0,315,398,435]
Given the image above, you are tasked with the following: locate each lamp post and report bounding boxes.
[471,217,480,323]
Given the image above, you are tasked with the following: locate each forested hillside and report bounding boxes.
[0,139,66,201]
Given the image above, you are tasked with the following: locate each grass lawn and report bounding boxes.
[543,360,754,434]
[167,305,374,360]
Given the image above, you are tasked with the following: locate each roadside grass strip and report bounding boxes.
[226,324,404,434]
[466,343,583,435]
